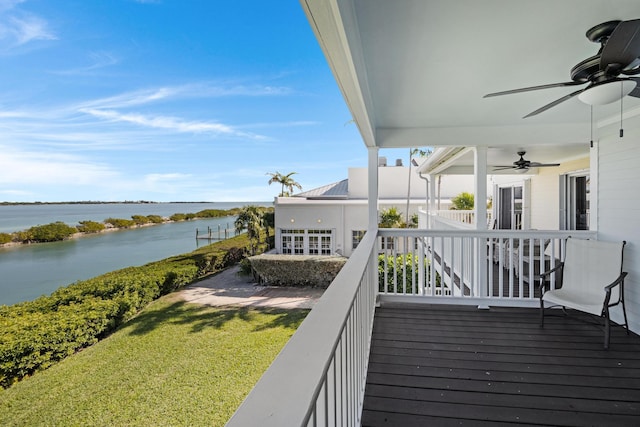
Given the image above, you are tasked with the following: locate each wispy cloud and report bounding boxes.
[76,83,292,110]
[80,108,267,139]
[0,146,118,186]
[0,1,56,50]
[52,51,120,75]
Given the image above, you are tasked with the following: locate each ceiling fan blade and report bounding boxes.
[484,81,584,98]
[492,166,516,171]
[600,19,640,73]
[628,77,640,97]
[523,88,584,118]
[528,162,561,167]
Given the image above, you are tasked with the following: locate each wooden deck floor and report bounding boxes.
[363,304,640,426]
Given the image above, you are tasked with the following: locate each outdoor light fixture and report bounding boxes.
[578,80,637,105]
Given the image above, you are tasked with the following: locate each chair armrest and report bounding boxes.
[603,272,628,307]
[536,262,564,294]
[604,271,627,291]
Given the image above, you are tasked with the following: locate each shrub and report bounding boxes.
[169,213,186,221]
[378,253,439,293]
[146,215,165,224]
[379,207,405,228]
[27,222,77,242]
[222,247,245,267]
[195,209,227,218]
[248,254,346,287]
[104,218,136,229]
[13,230,32,243]
[131,215,150,225]
[451,192,474,210]
[0,233,11,244]
[76,221,106,234]
[239,258,253,275]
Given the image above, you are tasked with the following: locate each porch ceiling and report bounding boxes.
[301,0,640,152]
[420,144,590,175]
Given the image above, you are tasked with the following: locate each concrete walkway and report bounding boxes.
[178,265,325,309]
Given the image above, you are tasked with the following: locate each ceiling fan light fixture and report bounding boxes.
[515,167,529,174]
[577,80,637,105]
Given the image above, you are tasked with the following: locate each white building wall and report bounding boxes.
[596,125,640,334]
[348,166,428,199]
[275,199,426,257]
[529,157,590,230]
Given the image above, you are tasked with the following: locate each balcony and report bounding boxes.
[227,229,640,426]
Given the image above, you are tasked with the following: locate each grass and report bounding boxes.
[0,297,308,426]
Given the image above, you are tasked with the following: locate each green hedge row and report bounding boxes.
[0,234,251,389]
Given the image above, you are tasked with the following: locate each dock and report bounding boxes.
[195,225,236,241]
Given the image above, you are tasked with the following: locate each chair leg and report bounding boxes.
[622,300,630,335]
[539,299,545,327]
[604,314,610,350]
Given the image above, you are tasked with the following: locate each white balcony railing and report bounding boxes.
[226,230,378,427]
[228,228,595,425]
[421,210,495,232]
[377,229,596,307]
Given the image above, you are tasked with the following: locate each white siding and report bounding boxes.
[597,126,640,334]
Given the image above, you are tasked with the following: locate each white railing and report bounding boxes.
[433,209,475,224]
[226,231,378,427]
[378,229,596,306]
[420,209,493,230]
[228,227,597,425]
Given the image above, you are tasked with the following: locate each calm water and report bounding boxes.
[0,202,261,233]
[0,202,271,306]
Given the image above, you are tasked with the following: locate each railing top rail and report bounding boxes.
[226,230,378,426]
[378,228,597,239]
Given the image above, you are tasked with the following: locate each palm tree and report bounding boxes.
[267,171,302,197]
[234,205,264,255]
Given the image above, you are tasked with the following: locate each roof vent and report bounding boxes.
[395,159,403,166]
[378,156,387,167]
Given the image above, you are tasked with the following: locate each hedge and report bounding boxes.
[0,233,252,389]
[248,254,346,288]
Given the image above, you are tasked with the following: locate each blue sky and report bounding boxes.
[0,0,408,202]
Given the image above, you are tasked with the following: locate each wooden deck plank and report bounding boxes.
[362,304,640,426]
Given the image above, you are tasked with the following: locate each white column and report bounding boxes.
[429,174,437,228]
[368,147,379,231]
[474,147,489,305]
[474,147,488,230]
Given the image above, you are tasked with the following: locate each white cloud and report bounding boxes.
[0,147,118,185]
[80,108,267,139]
[8,14,55,45]
[53,51,120,75]
[0,0,56,50]
[76,83,292,110]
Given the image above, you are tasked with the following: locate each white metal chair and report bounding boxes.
[538,238,628,349]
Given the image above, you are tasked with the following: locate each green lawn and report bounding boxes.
[0,297,307,426]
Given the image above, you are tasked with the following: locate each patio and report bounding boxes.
[363,303,640,426]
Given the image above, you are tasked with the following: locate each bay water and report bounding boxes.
[0,202,271,306]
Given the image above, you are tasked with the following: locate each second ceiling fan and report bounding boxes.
[493,151,560,172]
[485,19,640,118]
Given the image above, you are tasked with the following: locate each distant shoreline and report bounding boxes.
[0,201,218,206]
